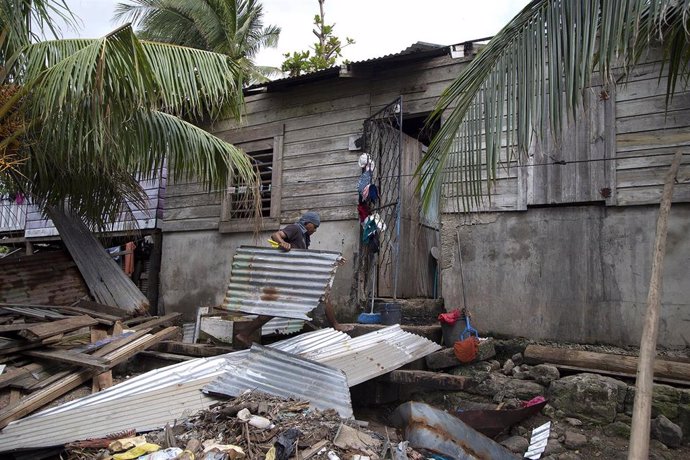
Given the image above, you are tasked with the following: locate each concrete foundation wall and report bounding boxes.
[160,220,361,322]
[441,204,690,348]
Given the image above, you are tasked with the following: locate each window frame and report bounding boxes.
[219,124,284,233]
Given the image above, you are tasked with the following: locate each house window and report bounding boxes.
[227,148,274,219]
[219,124,283,233]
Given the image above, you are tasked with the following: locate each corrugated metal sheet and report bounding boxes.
[0,250,88,306]
[0,328,350,451]
[244,42,449,92]
[204,344,352,418]
[304,325,442,386]
[262,317,305,336]
[221,246,341,320]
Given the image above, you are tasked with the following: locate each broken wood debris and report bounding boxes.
[0,301,184,429]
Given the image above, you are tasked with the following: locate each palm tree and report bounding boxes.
[417,2,690,459]
[1,1,258,311]
[114,0,281,84]
[418,0,690,211]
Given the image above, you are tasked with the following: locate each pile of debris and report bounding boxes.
[62,392,416,460]
[0,300,181,430]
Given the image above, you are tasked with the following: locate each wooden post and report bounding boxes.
[628,150,683,460]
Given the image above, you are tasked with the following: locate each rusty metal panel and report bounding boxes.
[391,402,518,460]
[0,250,88,306]
[221,246,342,320]
[203,344,353,418]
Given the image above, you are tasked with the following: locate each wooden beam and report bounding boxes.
[130,313,181,332]
[19,315,98,341]
[524,344,690,383]
[22,349,110,372]
[378,370,472,390]
[630,150,684,460]
[152,341,235,357]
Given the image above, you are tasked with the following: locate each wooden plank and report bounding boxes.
[378,369,472,390]
[130,313,181,332]
[19,315,98,341]
[524,344,690,382]
[0,363,44,389]
[0,326,179,429]
[22,349,111,372]
[91,326,111,392]
[151,341,235,357]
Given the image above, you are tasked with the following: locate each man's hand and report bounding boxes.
[280,241,291,251]
[337,257,346,266]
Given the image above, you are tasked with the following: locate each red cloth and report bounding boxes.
[357,203,370,222]
[522,396,546,408]
[453,336,479,363]
[438,309,461,325]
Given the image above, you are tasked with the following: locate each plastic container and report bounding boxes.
[379,302,402,325]
[441,321,463,346]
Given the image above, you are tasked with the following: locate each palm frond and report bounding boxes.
[418,0,690,211]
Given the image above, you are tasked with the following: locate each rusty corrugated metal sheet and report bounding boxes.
[203,344,353,418]
[221,246,341,320]
[0,250,88,306]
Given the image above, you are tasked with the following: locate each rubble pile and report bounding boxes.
[62,391,427,460]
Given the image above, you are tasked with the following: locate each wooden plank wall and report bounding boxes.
[526,88,609,205]
[164,53,476,231]
[614,59,690,205]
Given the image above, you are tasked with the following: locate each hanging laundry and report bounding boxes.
[357,170,372,195]
[358,153,375,172]
[357,203,370,222]
[124,241,136,277]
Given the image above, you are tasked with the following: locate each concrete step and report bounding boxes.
[369,297,444,326]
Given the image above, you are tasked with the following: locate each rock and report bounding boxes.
[448,361,494,382]
[604,421,631,439]
[565,417,583,427]
[529,364,560,386]
[500,435,529,453]
[548,373,628,424]
[471,372,546,400]
[679,404,690,445]
[558,453,582,460]
[543,404,557,418]
[511,425,529,437]
[590,436,601,445]
[488,360,501,371]
[512,352,523,365]
[651,415,682,448]
[502,359,515,375]
[544,439,565,456]
[563,431,588,449]
[512,366,530,380]
[625,383,682,420]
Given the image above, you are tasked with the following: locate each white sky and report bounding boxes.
[61,0,530,68]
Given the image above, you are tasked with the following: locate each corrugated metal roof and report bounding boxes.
[221,246,342,320]
[0,328,350,451]
[244,42,449,93]
[204,344,352,418]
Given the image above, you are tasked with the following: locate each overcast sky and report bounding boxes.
[61,0,530,68]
